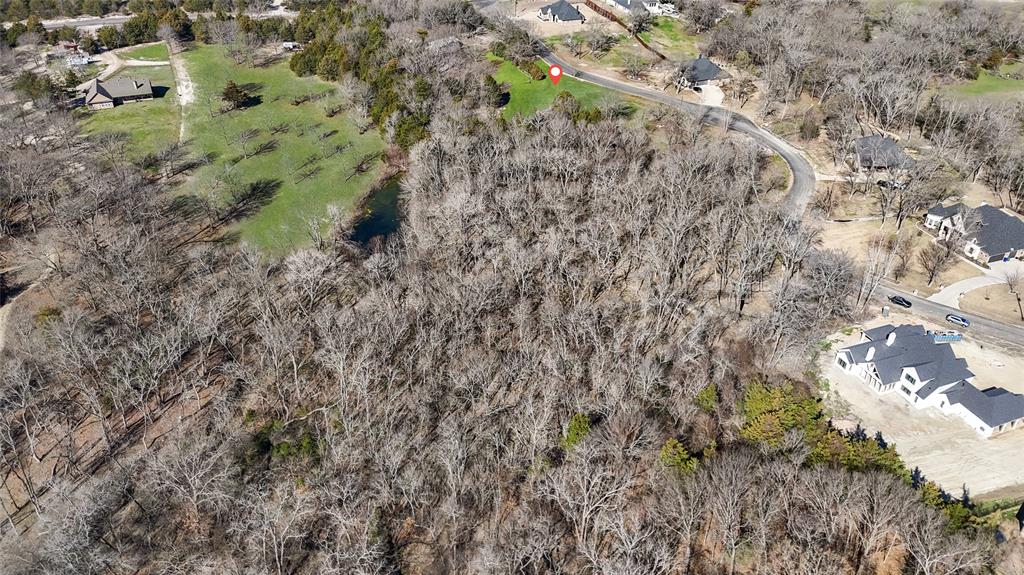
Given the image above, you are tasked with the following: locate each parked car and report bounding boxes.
[888,295,912,308]
[945,314,970,328]
[876,179,907,190]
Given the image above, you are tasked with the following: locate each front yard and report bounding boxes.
[120,42,170,62]
[490,55,621,117]
[819,219,981,297]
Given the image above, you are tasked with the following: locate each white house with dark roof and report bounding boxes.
[925,202,1024,264]
[602,0,637,13]
[538,0,586,22]
[835,324,1024,438]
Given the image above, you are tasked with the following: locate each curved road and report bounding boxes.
[535,52,1024,347]
[540,51,816,216]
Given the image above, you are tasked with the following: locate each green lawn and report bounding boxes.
[491,56,617,118]
[79,65,179,159]
[949,62,1024,100]
[120,42,169,61]
[181,44,385,253]
[638,17,701,60]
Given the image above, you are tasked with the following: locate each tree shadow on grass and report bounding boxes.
[238,82,264,94]
[223,178,282,222]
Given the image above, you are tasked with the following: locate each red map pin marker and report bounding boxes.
[549,64,563,86]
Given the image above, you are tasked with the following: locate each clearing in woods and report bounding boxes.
[180,45,385,253]
[119,42,171,62]
[490,54,622,117]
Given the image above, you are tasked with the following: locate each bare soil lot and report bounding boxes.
[822,314,1024,498]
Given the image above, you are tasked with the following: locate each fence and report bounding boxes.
[584,0,667,61]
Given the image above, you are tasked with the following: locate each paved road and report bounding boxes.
[875,284,1024,348]
[40,8,294,30]
[540,51,817,216]
[41,15,128,29]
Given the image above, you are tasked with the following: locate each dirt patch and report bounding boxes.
[167,44,194,142]
[822,315,1024,498]
[512,1,605,37]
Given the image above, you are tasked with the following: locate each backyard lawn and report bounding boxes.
[638,17,701,60]
[181,45,385,253]
[79,64,179,159]
[120,42,170,61]
[491,56,618,118]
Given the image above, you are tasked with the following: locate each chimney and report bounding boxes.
[886,330,896,346]
[865,346,875,361]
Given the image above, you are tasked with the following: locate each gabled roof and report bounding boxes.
[854,135,915,170]
[679,54,726,84]
[842,324,974,389]
[944,382,1024,427]
[927,202,964,220]
[541,0,585,20]
[84,77,153,103]
[969,204,1024,257]
[85,79,113,104]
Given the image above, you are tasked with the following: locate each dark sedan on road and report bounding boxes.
[888,295,912,308]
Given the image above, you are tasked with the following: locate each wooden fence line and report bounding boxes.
[583,0,667,61]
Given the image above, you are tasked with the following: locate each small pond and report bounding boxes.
[352,176,402,245]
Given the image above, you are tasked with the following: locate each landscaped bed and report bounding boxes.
[180,44,386,253]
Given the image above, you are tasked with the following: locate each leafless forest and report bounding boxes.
[0,0,1018,573]
[710,0,1024,213]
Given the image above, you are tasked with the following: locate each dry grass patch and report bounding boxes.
[819,219,983,297]
[961,285,1024,325]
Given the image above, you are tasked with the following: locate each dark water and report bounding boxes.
[352,176,402,245]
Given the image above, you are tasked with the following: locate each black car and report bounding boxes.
[888,295,912,309]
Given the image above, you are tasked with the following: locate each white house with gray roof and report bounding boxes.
[925,202,1024,264]
[538,0,586,22]
[835,324,1024,438]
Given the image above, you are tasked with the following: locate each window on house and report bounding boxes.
[837,358,847,369]
[904,373,916,384]
[901,385,911,395]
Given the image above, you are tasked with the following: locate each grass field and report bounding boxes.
[638,17,701,60]
[120,43,170,61]
[79,64,179,159]
[490,56,618,118]
[949,62,1024,100]
[181,45,385,252]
